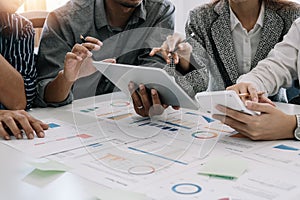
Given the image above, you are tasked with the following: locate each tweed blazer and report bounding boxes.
[164,0,300,97]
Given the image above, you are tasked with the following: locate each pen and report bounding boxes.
[238,91,265,97]
[171,32,195,53]
[80,35,86,43]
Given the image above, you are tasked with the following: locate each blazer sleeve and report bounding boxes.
[163,8,216,95]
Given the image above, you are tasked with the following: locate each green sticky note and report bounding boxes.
[28,160,71,172]
[198,156,247,179]
[23,169,64,188]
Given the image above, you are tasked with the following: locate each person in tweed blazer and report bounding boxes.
[131,0,300,117]
[165,0,300,95]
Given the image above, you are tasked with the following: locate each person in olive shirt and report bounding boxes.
[35,0,175,107]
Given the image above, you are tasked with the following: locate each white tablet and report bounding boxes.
[195,90,258,116]
[93,61,199,110]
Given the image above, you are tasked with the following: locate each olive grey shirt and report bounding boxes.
[35,0,175,107]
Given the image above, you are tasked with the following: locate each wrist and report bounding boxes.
[45,70,74,103]
[59,70,75,84]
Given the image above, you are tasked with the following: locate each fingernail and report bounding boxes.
[87,51,93,57]
[97,41,103,46]
[253,97,258,102]
[39,132,45,138]
[151,89,157,95]
[4,136,10,140]
[245,100,252,107]
[17,134,22,139]
[93,45,101,50]
[29,133,34,139]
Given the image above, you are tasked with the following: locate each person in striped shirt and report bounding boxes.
[0,0,35,110]
[0,0,48,140]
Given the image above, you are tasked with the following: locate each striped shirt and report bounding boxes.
[0,13,36,109]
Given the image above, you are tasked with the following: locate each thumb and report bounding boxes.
[245,101,275,113]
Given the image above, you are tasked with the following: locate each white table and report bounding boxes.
[0,93,126,200]
[1,93,300,200]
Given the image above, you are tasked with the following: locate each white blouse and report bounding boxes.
[230,2,265,75]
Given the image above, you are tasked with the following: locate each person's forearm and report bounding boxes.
[0,56,26,109]
[44,70,74,103]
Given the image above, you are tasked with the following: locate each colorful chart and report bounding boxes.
[97,110,121,117]
[80,107,99,113]
[204,126,234,133]
[202,116,214,123]
[107,113,133,121]
[35,134,92,146]
[185,112,199,116]
[138,122,178,132]
[273,144,299,151]
[160,117,198,130]
[110,101,130,107]
[192,131,218,139]
[171,183,202,195]
[128,147,188,165]
[185,112,214,123]
[48,123,61,128]
[128,165,155,175]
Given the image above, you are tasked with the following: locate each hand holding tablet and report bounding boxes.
[93,61,199,110]
[195,90,259,116]
[93,61,263,117]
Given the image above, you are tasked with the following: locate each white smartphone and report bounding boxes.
[195,90,258,116]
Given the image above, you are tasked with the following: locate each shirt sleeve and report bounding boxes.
[35,11,74,107]
[237,18,300,96]
[10,17,36,109]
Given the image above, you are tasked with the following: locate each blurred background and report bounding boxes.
[18,0,300,33]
